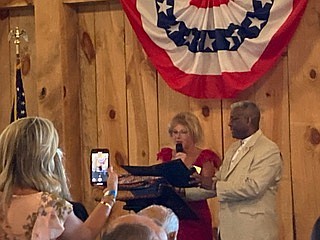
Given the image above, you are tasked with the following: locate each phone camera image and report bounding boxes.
[91,149,109,186]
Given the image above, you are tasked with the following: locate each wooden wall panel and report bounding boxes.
[0,0,32,8]
[289,0,320,239]
[34,0,81,200]
[60,4,82,201]
[0,11,11,133]
[64,0,105,3]
[254,59,293,240]
[77,0,129,223]
[94,1,127,166]
[34,0,67,146]
[78,3,98,213]
[124,17,159,166]
[94,1,128,223]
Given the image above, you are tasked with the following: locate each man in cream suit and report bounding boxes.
[198,100,282,240]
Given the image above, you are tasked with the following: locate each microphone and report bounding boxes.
[175,143,184,153]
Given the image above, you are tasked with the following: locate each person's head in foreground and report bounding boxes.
[103,222,160,240]
[0,116,119,240]
[138,204,179,240]
[104,214,168,240]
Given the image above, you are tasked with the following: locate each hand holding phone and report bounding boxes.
[90,148,110,186]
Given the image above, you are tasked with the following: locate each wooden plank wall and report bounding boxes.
[0,0,319,239]
[289,0,320,239]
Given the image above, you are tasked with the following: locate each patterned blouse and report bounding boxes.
[0,192,73,240]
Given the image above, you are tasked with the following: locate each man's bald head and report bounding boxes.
[108,214,168,240]
[138,205,179,240]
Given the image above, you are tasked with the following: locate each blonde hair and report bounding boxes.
[168,112,203,144]
[0,117,71,220]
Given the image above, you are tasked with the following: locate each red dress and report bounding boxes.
[157,148,221,240]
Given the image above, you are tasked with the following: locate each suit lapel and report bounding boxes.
[221,143,240,179]
[226,145,249,177]
[224,130,263,178]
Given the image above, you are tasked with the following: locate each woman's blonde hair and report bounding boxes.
[168,112,203,144]
[0,117,71,220]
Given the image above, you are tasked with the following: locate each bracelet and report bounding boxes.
[100,201,113,209]
[100,189,117,207]
[103,189,117,198]
[101,194,116,205]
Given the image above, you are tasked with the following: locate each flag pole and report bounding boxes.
[8,27,28,122]
[8,27,28,63]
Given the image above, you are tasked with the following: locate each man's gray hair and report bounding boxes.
[231,100,261,128]
[138,205,179,238]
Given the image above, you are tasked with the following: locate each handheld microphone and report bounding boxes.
[175,143,184,153]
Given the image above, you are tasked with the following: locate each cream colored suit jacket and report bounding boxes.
[216,130,282,240]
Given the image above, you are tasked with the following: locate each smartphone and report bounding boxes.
[90,148,110,186]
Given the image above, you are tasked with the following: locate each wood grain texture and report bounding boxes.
[33,0,81,200]
[34,0,65,135]
[78,2,99,214]
[64,0,106,4]
[60,4,82,202]
[0,14,11,132]
[94,1,127,167]
[288,0,320,239]
[125,17,159,166]
[255,59,293,240]
[94,1,129,224]
[0,0,32,8]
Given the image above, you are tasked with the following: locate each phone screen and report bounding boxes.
[90,149,109,186]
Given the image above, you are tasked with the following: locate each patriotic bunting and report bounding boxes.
[120,0,308,98]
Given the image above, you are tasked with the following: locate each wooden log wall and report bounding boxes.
[0,0,319,239]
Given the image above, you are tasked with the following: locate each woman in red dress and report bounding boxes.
[157,112,221,240]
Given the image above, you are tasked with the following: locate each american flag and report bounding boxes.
[10,64,27,123]
[120,0,308,98]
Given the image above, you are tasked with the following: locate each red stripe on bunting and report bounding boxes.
[190,0,229,8]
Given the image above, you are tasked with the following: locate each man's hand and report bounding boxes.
[190,172,216,190]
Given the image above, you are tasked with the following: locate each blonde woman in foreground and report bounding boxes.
[0,117,118,240]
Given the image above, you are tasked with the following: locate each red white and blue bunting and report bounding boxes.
[120,0,308,98]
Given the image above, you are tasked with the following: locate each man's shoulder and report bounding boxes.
[258,132,279,145]
[255,133,281,153]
